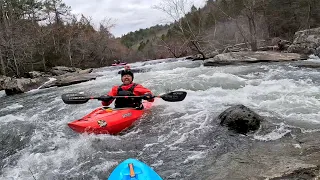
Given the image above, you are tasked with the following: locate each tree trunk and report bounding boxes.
[11,47,19,76]
[160,39,179,58]
[191,40,206,59]
[67,38,73,66]
[247,14,258,51]
[213,17,217,39]
[41,52,46,71]
[0,2,8,75]
[307,1,311,29]
[0,48,6,75]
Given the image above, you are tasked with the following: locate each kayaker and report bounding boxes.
[98,69,154,109]
[114,60,121,64]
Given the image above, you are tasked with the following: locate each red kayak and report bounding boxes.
[67,101,153,135]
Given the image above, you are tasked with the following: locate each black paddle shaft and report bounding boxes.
[61,91,187,104]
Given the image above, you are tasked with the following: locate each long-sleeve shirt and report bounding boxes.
[101,83,154,106]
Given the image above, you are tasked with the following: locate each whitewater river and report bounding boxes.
[1,57,320,180]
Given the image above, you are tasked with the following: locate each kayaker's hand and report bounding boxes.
[142,93,153,100]
[97,95,113,102]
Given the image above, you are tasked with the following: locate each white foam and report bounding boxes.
[2,57,320,179]
[147,62,320,142]
[150,160,164,167]
[183,151,207,164]
[0,114,25,123]
[307,54,320,61]
[88,161,118,174]
[0,103,23,112]
[254,124,291,141]
[32,77,57,91]
[0,90,5,97]
[144,143,158,149]
[293,144,301,149]
[1,135,118,180]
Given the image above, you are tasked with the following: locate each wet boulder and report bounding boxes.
[55,73,99,87]
[39,73,100,89]
[219,104,263,134]
[3,77,49,95]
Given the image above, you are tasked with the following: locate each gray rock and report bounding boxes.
[205,51,219,58]
[219,104,263,134]
[55,73,99,87]
[0,76,9,91]
[1,67,98,95]
[50,66,82,76]
[270,166,320,180]
[39,73,101,89]
[77,68,93,74]
[291,61,320,69]
[25,71,46,78]
[288,27,320,57]
[316,46,320,57]
[292,27,320,44]
[3,77,49,95]
[204,51,304,66]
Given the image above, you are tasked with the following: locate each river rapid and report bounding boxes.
[1,57,320,180]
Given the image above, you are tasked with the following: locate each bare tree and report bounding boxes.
[0,0,21,76]
[0,47,5,75]
[154,0,207,59]
[241,0,266,51]
[210,0,269,51]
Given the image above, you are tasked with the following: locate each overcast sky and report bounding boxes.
[62,0,206,37]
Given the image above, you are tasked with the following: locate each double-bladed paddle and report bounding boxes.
[61,91,187,104]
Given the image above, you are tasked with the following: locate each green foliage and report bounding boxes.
[120,24,170,48]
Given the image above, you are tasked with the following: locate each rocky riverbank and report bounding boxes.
[191,27,320,67]
[1,27,320,96]
[0,66,101,95]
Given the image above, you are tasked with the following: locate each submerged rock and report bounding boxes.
[270,165,320,180]
[219,104,263,134]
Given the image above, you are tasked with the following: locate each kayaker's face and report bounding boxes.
[122,75,132,85]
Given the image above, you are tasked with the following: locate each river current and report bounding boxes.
[0,57,320,179]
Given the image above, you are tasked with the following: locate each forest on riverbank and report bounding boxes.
[1,0,320,77]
